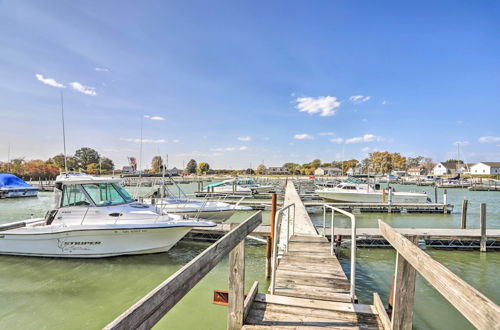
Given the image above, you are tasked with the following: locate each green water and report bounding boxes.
[0,183,498,329]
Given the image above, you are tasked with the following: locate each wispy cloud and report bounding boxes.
[295,96,340,117]
[144,115,165,121]
[330,137,344,144]
[120,138,166,143]
[453,141,470,147]
[95,67,109,72]
[211,146,248,152]
[293,134,313,140]
[69,82,97,96]
[479,136,500,143]
[177,151,222,158]
[35,73,65,88]
[349,95,371,104]
[381,100,391,105]
[171,139,180,143]
[238,136,252,141]
[345,134,383,144]
[318,132,335,136]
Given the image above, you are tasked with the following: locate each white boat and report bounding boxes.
[202,178,273,194]
[0,174,215,258]
[0,173,39,198]
[316,180,429,204]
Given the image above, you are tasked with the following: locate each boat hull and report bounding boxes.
[0,188,38,198]
[0,225,194,258]
[316,191,428,204]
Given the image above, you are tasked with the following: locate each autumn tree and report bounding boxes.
[256,164,267,175]
[407,156,424,168]
[369,151,407,174]
[342,159,359,173]
[48,154,78,170]
[151,156,163,173]
[185,159,197,173]
[99,157,114,171]
[86,163,99,175]
[197,162,210,175]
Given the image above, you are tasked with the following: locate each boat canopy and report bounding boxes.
[56,173,121,185]
[203,181,228,189]
[0,173,34,188]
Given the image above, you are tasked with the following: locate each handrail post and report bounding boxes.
[228,224,245,330]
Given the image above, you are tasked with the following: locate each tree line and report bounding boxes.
[0,147,115,180]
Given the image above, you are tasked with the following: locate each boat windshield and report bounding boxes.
[82,183,131,206]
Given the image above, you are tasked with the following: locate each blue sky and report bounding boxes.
[1,0,499,169]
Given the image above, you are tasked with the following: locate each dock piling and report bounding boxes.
[480,203,487,252]
[228,224,245,329]
[460,200,468,229]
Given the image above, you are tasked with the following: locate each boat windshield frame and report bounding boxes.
[80,182,133,207]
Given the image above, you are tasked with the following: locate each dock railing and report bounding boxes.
[322,205,357,302]
[377,219,500,329]
[104,211,262,330]
[270,203,295,294]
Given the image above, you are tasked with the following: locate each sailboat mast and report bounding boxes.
[60,89,68,172]
[139,115,143,178]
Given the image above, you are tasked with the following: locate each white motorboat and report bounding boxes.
[202,178,273,194]
[316,180,429,204]
[0,173,39,198]
[0,173,215,258]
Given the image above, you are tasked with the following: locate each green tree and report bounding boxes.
[74,147,100,169]
[185,159,197,173]
[256,164,267,175]
[197,162,210,174]
[282,162,301,175]
[48,154,78,170]
[151,156,163,173]
[407,156,424,168]
[100,157,114,171]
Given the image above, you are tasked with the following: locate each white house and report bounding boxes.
[314,167,342,176]
[432,162,462,176]
[407,166,426,176]
[470,162,500,175]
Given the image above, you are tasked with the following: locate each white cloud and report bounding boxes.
[144,115,165,121]
[211,146,248,152]
[453,141,470,147]
[95,67,109,72]
[349,95,371,104]
[318,132,335,136]
[238,136,252,141]
[345,134,383,144]
[69,82,97,96]
[35,74,65,88]
[171,139,180,143]
[295,96,340,117]
[330,137,344,144]
[293,134,313,140]
[120,138,166,143]
[479,136,500,143]
[382,100,391,105]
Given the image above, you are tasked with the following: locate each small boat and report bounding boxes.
[316,179,429,204]
[0,173,215,258]
[202,178,273,194]
[0,173,39,198]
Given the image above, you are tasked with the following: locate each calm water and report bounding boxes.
[0,182,498,329]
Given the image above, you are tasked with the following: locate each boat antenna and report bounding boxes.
[139,114,143,178]
[60,89,68,172]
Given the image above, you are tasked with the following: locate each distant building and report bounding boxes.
[407,166,426,176]
[432,162,463,176]
[346,167,363,175]
[168,167,181,176]
[122,166,133,173]
[470,162,500,175]
[266,167,288,175]
[314,167,342,176]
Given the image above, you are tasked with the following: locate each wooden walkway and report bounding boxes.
[243,182,384,329]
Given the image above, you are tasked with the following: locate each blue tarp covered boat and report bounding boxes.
[0,173,39,198]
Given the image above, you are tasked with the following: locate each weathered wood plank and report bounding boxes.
[378,220,500,329]
[254,293,376,315]
[460,199,468,229]
[480,203,487,252]
[228,231,246,330]
[244,281,259,322]
[104,211,262,330]
[373,293,391,330]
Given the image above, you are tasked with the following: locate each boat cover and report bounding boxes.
[0,173,35,188]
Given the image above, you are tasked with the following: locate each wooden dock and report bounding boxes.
[242,181,385,329]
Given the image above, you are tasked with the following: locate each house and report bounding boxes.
[432,162,463,176]
[314,167,342,176]
[407,166,426,176]
[470,162,500,175]
[346,167,363,175]
[122,166,134,173]
[167,167,182,176]
[266,167,288,175]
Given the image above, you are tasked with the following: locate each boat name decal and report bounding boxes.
[57,239,101,252]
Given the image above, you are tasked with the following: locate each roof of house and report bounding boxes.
[436,162,463,170]
[317,167,342,171]
[478,162,500,167]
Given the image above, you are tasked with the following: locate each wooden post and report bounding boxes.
[265,236,272,279]
[443,189,448,214]
[228,224,245,330]
[391,235,418,330]
[270,193,277,244]
[382,189,387,203]
[460,200,468,229]
[480,203,487,252]
[434,187,438,203]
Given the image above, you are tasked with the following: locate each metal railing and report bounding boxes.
[270,203,296,294]
[322,204,357,302]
